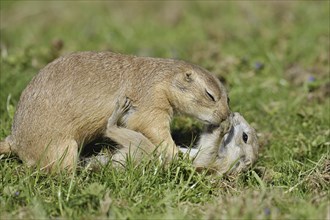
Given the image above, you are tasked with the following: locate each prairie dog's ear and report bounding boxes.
[184,71,194,82]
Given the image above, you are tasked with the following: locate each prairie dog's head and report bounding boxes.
[168,64,230,125]
[216,112,259,174]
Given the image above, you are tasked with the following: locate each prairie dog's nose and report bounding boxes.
[220,107,231,122]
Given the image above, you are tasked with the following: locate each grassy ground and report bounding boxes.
[0,1,329,219]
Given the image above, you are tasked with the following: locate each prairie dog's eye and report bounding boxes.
[205,90,216,102]
[242,132,248,143]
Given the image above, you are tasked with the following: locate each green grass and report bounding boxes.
[1,1,329,219]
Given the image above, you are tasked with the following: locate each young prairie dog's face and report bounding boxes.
[170,68,230,125]
[217,112,259,175]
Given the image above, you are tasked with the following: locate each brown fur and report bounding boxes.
[0,51,229,171]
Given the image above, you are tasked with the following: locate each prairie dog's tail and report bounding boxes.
[0,136,12,154]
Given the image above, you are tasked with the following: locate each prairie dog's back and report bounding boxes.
[10,52,197,146]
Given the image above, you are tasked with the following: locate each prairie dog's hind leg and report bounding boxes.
[37,139,79,172]
[104,97,155,166]
[85,97,133,169]
[107,96,132,128]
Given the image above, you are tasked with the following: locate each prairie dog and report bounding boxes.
[0,51,229,171]
[182,112,259,175]
[103,97,258,175]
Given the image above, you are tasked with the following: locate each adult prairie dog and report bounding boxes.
[0,51,230,171]
[102,97,258,175]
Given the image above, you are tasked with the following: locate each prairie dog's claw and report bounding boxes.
[108,96,132,127]
[122,97,132,113]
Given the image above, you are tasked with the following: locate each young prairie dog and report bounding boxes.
[103,97,258,175]
[0,51,229,171]
[182,112,259,175]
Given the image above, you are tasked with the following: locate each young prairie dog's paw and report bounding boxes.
[108,96,132,127]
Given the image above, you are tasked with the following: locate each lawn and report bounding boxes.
[0,1,329,219]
